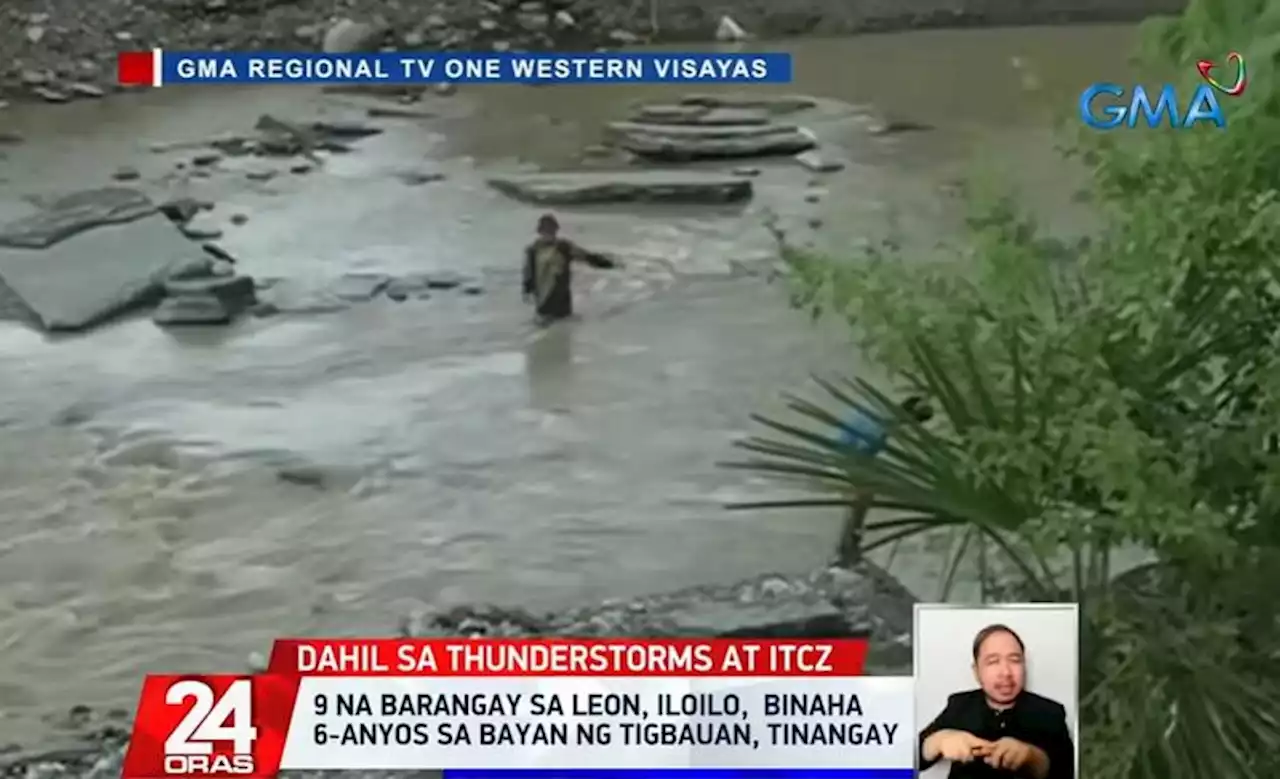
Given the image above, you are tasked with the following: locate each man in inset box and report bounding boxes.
[918,624,1075,779]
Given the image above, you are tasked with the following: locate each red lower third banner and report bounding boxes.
[122,638,890,779]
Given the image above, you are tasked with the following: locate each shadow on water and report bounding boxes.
[0,26,1138,740]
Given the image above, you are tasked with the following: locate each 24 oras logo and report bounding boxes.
[122,676,263,777]
[1080,51,1247,129]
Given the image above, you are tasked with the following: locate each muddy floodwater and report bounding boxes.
[0,27,1133,741]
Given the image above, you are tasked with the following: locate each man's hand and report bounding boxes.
[978,737,1035,771]
[924,729,993,763]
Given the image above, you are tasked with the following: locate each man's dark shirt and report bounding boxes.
[522,238,614,322]
[918,689,1074,779]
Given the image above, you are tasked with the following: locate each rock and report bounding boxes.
[0,131,21,145]
[201,243,237,263]
[253,114,369,159]
[608,29,640,44]
[488,171,753,205]
[795,150,844,172]
[180,223,222,240]
[434,82,457,96]
[229,213,248,226]
[0,200,207,331]
[423,271,467,289]
[732,167,760,177]
[0,188,155,249]
[322,18,386,53]
[165,256,218,280]
[554,9,575,27]
[517,12,548,31]
[679,93,818,114]
[366,105,433,119]
[163,274,256,310]
[157,196,210,224]
[67,82,105,98]
[192,152,221,166]
[714,14,750,41]
[310,120,382,140]
[25,26,45,44]
[868,118,933,135]
[630,104,770,126]
[606,122,817,161]
[152,293,233,325]
[111,167,140,181]
[32,87,68,104]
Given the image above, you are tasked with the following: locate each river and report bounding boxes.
[0,25,1134,742]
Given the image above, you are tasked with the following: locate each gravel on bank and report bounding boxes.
[3,561,915,778]
[0,0,1186,105]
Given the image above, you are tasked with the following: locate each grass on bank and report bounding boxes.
[728,0,1280,776]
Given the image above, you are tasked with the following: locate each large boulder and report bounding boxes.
[0,188,156,249]
[606,121,817,161]
[487,171,753,205]
[0,189,208,331]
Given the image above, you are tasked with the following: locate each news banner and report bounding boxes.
[121,637,913,778]
[114,51,793,86]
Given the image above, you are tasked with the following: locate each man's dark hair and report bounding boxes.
[537,213,559,233]
[901,394,934,422]
[972,623,1025,660]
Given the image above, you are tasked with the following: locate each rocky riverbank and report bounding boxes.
[0,0,1185,105]
[1,562,916,777]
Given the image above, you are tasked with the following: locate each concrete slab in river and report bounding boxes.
[487,170,754,205]
[0,190,204,331]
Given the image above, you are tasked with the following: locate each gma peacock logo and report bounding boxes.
[1079,52,1247,129]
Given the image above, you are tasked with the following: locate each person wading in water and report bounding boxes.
[523,213,618,324]
[836,394,934,564]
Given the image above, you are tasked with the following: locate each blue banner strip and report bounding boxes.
[159,51,793,84]
[444,771,913,779]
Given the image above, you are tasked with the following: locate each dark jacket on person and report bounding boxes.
[919,689,1075,779]
[522,237,614,321]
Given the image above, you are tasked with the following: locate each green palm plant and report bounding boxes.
[726,0,1280,768]
[726,335,1280,778]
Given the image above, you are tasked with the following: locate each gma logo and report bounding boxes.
[1079,83,1227,129]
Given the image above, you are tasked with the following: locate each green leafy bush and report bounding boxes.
[730,0,1280,775]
